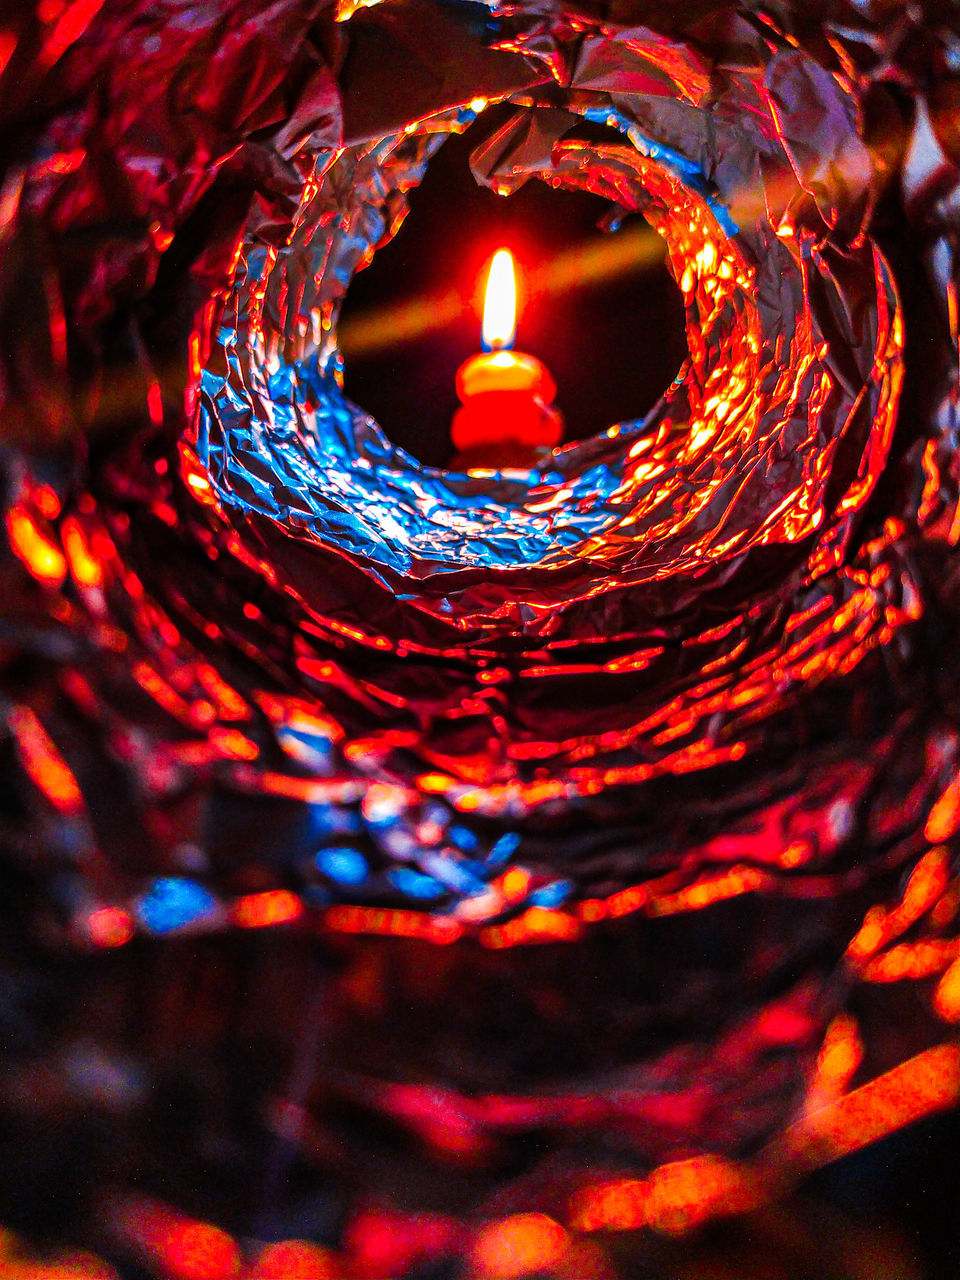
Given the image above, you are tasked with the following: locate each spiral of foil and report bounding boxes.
[0,0,957,1274]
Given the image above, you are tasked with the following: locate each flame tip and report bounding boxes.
[482,248,517,351]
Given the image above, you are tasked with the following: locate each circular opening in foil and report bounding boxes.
[337,106,688,466]
[197,99,760,580]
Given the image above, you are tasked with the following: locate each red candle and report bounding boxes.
[451,250,563,464]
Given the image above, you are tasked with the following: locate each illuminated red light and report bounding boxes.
[416,772,454,794]
[247,1240,339,1278]
[570,1157,758,1236]
[6,506,67,587]
[647,866,773,916]
[797,1043,959,1163]
[232,889,303,929]
[0,1240,118,1279]
[159,1220,240,1280]
[345,1208,457,1279]
[0,19,947,1265]
[862,938,958,983]
[925,775,959,843]
[847,845,953,965]
[490,867,531,904]
[32,484,61,519]
[147,379,164,425]
[481,907,583,949]
[209,727,259,760]
[110,1198,240,1280]
[571,1045,959,1236]
[468,1213,571,1280]
[807,1013,863,1104]
[179,442,221,509]
[934,959,960,1022]
[61,516,103,587]
[87,906,135,949]
[325,905,462,944]
[9,706,84,815]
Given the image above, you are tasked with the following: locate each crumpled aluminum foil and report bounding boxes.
[0,0,957,1270]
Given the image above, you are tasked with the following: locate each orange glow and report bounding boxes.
[570,1178,649,1234]
[325,904,462,944]
[209,727,259,760]
[469,1213,569,1280]
[847,905,886,961]
[6,506,67,586]
[110,1198,240,1280]
[571,1046,958,1237]
[194,664,250,719]
[891,844,951,923]
[497,867,532,903]
[132,662,193,723]
[457,350,553,399]
[570,1155,758,1236]
[599,883,649,919]
[257,771,340,802]
[796,1043,959,1165]
[647,865,772,916]
[480,907,583,949]
[482,249,516,351]
[805,1014,863,1112]
[60,516,103,587]
[931,883,959,929]
[179,442,221,510]
[417,772,455,794]
[925,775,959,842]
[933,958,960,1022]
[9,706,84,814]
[153,1220,240,1280]
[0,1232,117,1279]
[33,484,61,519]
[233,890,302,929]
[246,1241,339,1279]
[340,219,664,358]
[644,1156,760,1235]
[847,845,953,963]
[86,906,135,949]
[861,938,958,983]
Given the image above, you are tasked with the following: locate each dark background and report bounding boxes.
[338,104,689,466]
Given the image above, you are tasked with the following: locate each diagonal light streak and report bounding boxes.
[338,220,667,359]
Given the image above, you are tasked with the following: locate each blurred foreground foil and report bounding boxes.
[0,1,957,1276]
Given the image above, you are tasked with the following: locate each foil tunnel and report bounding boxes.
[0,1,957,1277]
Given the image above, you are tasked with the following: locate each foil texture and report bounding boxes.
[0,0,958,1268]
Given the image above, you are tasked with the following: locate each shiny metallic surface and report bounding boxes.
[0,0,957,1271]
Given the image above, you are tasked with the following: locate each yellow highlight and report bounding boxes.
[482,248,516,351]
[334,0,382,22]
[934,959,960,1023]
[339,220,666,358]
[6,506,67,586]
[925,775,959,843]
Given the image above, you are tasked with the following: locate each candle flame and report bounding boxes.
[482,249,516,351]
